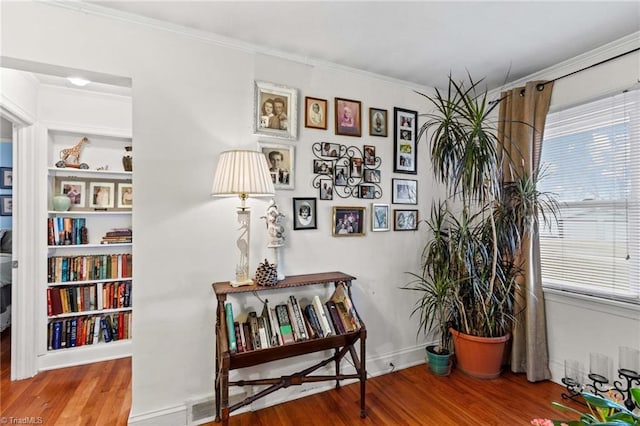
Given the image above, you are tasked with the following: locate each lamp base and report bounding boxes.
[230,278,254,288]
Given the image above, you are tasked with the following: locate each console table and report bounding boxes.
[212,271,367,425]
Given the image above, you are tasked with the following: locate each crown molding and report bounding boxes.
[45,0,432,92]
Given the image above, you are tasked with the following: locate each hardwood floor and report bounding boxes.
[1,328,581,425]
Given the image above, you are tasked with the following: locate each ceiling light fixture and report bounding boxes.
[67,77,91,87]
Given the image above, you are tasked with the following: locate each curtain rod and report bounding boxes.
[536,46,640,89]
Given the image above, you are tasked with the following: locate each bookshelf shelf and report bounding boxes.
[43,126,133,366]
[212,271,367,425]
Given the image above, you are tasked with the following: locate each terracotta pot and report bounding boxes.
[450,328,510,379]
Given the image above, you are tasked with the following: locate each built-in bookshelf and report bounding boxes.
[212,272,367,425]
[42,126,133,369]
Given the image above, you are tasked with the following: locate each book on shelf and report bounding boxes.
[275,304,295,344]
[47,217,88,246]
[329,281,361,330]
[325,300,346,335]
[257,316,270,349]
[261,300,280,347]
[289,295,308,341]
[224,303,237,353]
[248,311,261,350]
[242,322,253,351]
[312,295,333,337]
[285,300,303,342]
[48,254,133,283]
[234,322,245,353]
[101,228,132,244]
[303,304,324,339]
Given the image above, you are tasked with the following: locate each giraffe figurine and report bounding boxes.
[58,137,89,168]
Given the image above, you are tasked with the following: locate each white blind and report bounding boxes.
[538,89,640,303]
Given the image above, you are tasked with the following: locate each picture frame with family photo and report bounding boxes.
[254,80,298,140]
[393,107,418,174]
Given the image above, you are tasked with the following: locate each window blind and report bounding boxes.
[538,89,640,303]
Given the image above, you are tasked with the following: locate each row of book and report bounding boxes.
[47,217,88,246]
[47,253,133,283]
[100,228,132,244]
[47,312,131,351]
[225,282,361,353]
[46,281,132,316]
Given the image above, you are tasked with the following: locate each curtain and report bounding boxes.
[497,80,554,382]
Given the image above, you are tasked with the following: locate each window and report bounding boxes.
[538,89,640,303]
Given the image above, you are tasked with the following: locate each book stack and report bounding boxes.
[225,281,361,353]
[100,228,132,244]
[47,253,132,282]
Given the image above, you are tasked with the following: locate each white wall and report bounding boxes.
[1,3,442,423]
[2,3,637,424]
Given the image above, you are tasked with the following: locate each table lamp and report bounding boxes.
[211,150,275,286]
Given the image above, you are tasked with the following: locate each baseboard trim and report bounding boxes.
[128,405,186,426]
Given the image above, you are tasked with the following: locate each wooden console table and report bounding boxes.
[212,271,367,425]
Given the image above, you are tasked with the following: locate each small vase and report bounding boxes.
[52,195,71,212]
[122,146,133,172]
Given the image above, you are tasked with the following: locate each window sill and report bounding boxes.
[543,287,640,319]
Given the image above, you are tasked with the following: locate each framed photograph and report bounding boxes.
[363,145,376,166]
[335,165,349,186]
[369,108,388,137]
[117,183,133,208]
[305,97,327,130]
[258,142,295,190]
[332,206,365,236]
[254,80,298,140]
[0,195,11,216]
[293,197,317,230]
[392,178,417,205]
[0,167,12,189]
[320,142,340,158]
[371,203,390,232]
[60,180,86,208]
[89,182,115,209]
[394,107,418,174]
[335,97,362,137]
[313,159,333,175]
[319,178,333,200]
[351,157,363,178]
[359,184,375,199]
[394,209,419,231]
[363,169,380,183]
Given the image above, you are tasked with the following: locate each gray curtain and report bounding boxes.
[498,80,554,382]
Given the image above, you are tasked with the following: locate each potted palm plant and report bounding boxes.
[403,201,455,376]
[411,73,559,378]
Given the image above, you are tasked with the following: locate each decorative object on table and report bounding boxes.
[305,96,327,130]
[371,203,389,232]
[561,347,640,411]
[211,150,275,287]
[55,137,90,169]
[332,206,366,237]
[52,194,72,212]
[89,182,115,209]
[393,107,417,174]
[292,198,317,230]
[122,146,133,171]
[257,141,295,190]
[369,108,388,137]
[254,80,298,140]
[335,97,362,137]
[254,259,278,287]
[311,142,382,199]
[262,199,285,280]
[391,178,417,205]
[393,209,418,231]
[60,180,86,208]
[0,167,12,189]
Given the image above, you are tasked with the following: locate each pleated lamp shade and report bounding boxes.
[211,150,275,198]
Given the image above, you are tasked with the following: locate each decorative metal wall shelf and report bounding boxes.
[311,142,382,200]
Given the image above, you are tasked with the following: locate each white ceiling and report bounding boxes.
[88,1,640,90]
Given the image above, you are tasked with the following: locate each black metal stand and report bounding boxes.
[613,368,640,411]
[562,368,640,411]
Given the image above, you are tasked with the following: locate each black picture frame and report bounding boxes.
[394,209,419,231]
[393,107,418,174]
[0,195,12,216]
[292,198,317,230]
[392,178,417,205]
[0,167,12,189]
